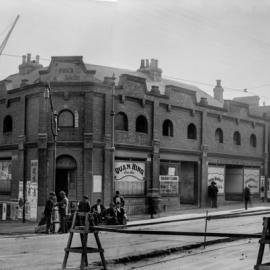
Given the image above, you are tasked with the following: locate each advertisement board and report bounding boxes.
[244,168,260,194]
[208,166,225,194]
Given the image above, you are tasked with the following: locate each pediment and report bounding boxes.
[39,56,97,83]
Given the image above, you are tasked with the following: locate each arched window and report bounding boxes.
[187,123,197,139]
[136,115,148,133]
[163,119,174,137]
[215,128,223,143]
[58,110,74,127]
[3,115,13,133]
[115,112,128,131]
[250,134,257,147]
[233,131,241,145]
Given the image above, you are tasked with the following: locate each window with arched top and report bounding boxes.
[115,112,128,131]
[250,134,257,147]
[58,110,74,127]
[136,115,148,133]
[3,115,13,133]
[215,128,223,143]
[187,123,197,139]
[233,131,241,145]
[163,119,174,137]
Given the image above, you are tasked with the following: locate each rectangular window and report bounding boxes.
[0,159,12,195]
[114,161,145,195]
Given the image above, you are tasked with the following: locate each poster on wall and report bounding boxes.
[93,175,102,193]
[30,160,38,182]
[17,181,38,220]
[159,175,179,195]
[244,168,260,194]
[208,166,225,194]
[114,162,145,195]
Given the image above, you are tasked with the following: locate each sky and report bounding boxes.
[1,0,270,104]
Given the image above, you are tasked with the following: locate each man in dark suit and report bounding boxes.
[105,203,118,225]
[91,199,105,224]
[115,202,127,225]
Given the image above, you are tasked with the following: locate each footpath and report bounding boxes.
[0,202,270,270]
[0,201,269,235]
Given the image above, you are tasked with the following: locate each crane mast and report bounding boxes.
[0,15,20,56]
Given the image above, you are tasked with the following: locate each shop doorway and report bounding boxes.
[55,155,77,201]
[180,161,198,204]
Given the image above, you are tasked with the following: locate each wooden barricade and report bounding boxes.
[62,211,107,270]
[255,217,270,270]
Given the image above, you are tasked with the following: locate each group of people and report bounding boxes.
[42,190,127,234]
[78,191,127,226]
[43,190,69,234]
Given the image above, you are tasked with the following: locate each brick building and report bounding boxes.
[0,54,268,220]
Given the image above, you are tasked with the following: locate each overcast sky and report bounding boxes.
[1,0,270,104]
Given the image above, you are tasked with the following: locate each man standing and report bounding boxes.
[208,181,219,208]
[43,191,56,234]
[244,184,251,210]
[58,191,69,233]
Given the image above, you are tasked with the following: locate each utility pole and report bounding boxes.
[45,84,58,193]
[111,74,116,195]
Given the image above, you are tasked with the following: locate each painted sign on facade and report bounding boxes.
[114,162,145,195]
[244,168,260,194]
[208,165,225,194]
[0,160,12,194]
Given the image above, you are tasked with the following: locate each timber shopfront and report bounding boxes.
[208,165,261,202]
[114,160,147,214]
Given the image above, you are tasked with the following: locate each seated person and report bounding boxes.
[115,201,127,225]
[105,203,118,225]
[91,199,105,225]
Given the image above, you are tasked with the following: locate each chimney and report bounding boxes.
[200,97,208,106]
[27,53,31,63]
[36,55,40,64]
[22,55,26,64]
[140,59,145,69]
[213,79,224,103]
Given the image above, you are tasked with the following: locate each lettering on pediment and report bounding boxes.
[40,57,96,82]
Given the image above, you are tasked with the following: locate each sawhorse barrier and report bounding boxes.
[62,212,269,270]
[62,211,106,270]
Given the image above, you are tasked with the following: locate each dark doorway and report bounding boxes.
[180,161,198,204]
[55,169,69,201]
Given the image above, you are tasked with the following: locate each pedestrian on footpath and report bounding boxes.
[208,181,218,208]
[78,195,91,226]
[244,184,251,210]
[58,191,69,233]
[43,191,56,234]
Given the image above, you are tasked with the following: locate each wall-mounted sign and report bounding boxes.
[159,175,179,195]
[114,162,145,181]
[114,162,145,195]
[244,168,259,194]
[93,175,102,193]
[208,166,225,194]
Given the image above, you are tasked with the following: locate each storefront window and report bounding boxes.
[114,161,145,195]
[0,160,12,195]
[159,162,179,195]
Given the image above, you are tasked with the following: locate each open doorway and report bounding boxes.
[55,155,77,201]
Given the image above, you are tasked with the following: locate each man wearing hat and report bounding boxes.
[43,191,56,234]
[208,181,219,208]
[58,191,69,233]
[91,199,105,224]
